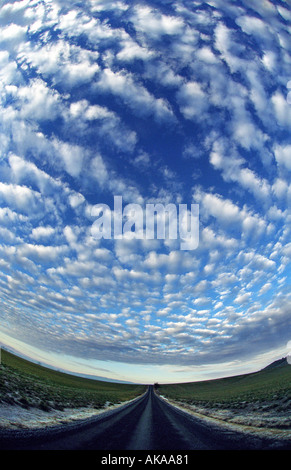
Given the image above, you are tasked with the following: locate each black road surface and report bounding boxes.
[0,386,290,450]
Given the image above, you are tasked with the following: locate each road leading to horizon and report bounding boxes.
[0,387,290,450]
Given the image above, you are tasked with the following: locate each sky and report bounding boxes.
[0,0,290,384]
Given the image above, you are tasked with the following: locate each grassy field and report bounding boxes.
[0,349,146,411]
[157,359,291,413]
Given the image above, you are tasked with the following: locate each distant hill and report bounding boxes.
[0,347,135,384]
[158,356,291,404]
[261,357,288,371]
[66,371,136,384]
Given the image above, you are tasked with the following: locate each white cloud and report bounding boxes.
[170,26,200,63]
[19,39,99,87]
[0,182,42,214]
[277,6,291,21]
[271,91,291,127]
[68,192,85,209]
[261,50,277,71]
[116,38,154,62]
[195,189,268,240]
[144,61,183,87]
[131,5,184,40]
[0,0,31,22]
[209,141,272,203]
[96,68,175,122]
[241,0,277,18]
[273,144,291,171]
[88,0,128,13]
[143,250,194,273]
[232,114,268,151]
[237,250,276,271]
[176,80,208,120]
[234,291,251,305]
[201,227,238,252]
[0,226,21,244]
[259,282,272,296]
[31,226,55,240]
[8,154,57,193]
[58,8,127,44]
[52,140,85,178]
[0,50,19,85]
[68,100,137,153]
[89,154,109,188]
[272,177,290,200]
[196,46,219,64]
[9,78,62,121]
[0,206,27,224]
[214,22,245,73]
[236,15,273,43]
[0,22,27,46]
[18,243,68,263]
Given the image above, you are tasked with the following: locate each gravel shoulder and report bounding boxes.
[0,402,125,431]
[159,395,291,444]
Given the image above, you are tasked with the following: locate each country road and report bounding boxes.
[0,386,290,450]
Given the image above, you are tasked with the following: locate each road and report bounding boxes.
[0,386,290,450]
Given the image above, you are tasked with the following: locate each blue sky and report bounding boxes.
[0,0,290,384]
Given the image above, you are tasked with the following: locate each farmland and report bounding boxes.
[157,359,291,429]
[0,349,146,412]
[1,348,291,432]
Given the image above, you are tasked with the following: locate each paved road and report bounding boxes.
[0,386,290,450]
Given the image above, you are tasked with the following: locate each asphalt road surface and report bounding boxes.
[0,386,290,450]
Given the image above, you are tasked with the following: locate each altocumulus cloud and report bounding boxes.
[0,0,290,382]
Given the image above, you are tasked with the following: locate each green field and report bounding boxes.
[157,359,291,410]
[0,349,146,411]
